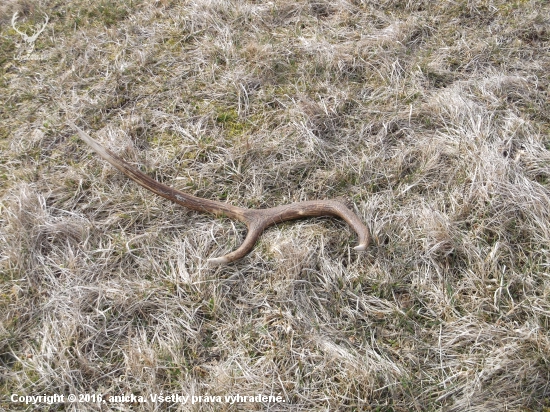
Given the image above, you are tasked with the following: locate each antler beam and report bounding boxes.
[69,122,371,264]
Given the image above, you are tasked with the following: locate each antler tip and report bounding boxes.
[353,244,368,252]
[207,256,230,265]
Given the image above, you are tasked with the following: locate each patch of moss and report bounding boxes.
[86,0,131,27]
[0,37,16,69]
[214,107,251,140]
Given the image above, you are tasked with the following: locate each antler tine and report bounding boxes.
[69,122,371,264]
[207,219,266,265]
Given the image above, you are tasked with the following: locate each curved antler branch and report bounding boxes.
[69,122,371,264]
[207,218,266,265]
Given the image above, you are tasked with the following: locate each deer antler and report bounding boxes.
[69,122,371,264]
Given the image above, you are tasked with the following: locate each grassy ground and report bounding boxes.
[1,0,549,410]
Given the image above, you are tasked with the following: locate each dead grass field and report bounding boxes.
[1,0,550,410]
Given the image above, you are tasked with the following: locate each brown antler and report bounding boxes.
[69,122,371,264]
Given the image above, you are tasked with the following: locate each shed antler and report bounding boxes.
[69,122,371,264]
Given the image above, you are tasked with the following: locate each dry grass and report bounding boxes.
[1,0,550,410]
